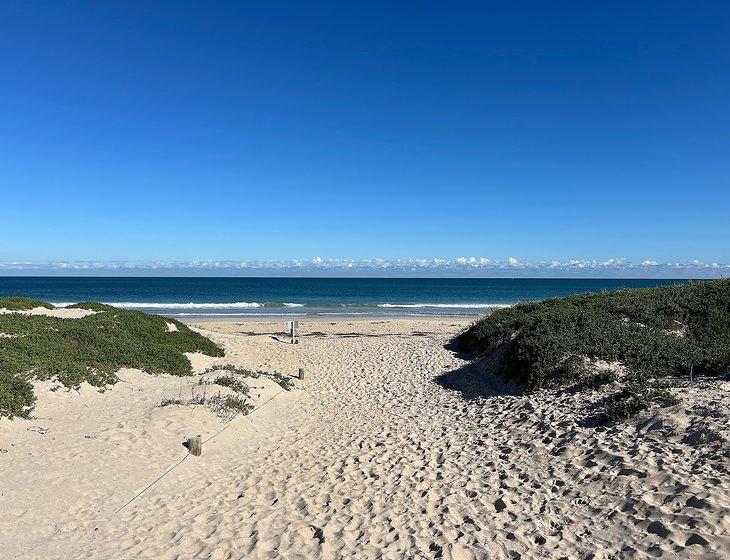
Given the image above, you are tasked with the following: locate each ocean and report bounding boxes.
[0,277,693,318]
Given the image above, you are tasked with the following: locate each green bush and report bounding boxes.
[214,374,249,394]
[222,395,253,415]
[0,297,53,311]
[601,382,679,423]
[457,279,730,420]
[0,299,224,417]
[0,371,35,418]
[203,364,294,390]
[67,301,119,312]
[576,370,619,391]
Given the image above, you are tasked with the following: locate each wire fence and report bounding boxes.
[112,387,288,516]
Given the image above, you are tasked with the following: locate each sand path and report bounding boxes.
[2,319,728,559]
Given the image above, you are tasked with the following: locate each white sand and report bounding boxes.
[0,306,97,319]
[1,319,728,559]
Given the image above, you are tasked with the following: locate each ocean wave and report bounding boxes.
[50,300,509,311]
[173,312,310,317]
[377,303,511,309]
[71,301,264,309]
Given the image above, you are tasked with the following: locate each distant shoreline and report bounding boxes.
[184,314,474,323]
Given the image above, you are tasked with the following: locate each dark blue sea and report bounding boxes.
[0,277,692,318]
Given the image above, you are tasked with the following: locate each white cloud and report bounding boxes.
[1,257,728,277]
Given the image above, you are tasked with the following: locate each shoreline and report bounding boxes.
[182,314,477,324]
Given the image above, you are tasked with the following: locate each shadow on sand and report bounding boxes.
[435,342,521,399]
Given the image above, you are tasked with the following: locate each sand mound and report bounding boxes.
[0,306,97,318]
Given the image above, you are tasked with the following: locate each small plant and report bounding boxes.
[203,364,260,378]
[204,364,294,390]
[158,398,184,407]
[222,395,253,415]
[272,372,294,391]
[601,381,680,423]
[213,374,249,395]
[577,370,619,391]
[203,392,253,420]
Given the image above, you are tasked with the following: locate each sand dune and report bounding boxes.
[0,306,97,318]
[1,319,728,559]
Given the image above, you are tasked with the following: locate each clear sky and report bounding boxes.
[1,1,729,274]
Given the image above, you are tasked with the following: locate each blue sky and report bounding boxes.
[1,2,729,275]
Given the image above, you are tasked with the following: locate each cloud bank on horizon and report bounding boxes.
[1,257,728,277]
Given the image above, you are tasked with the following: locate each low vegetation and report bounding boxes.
[212,374,250,395]
[220,394,253,415]
[0,297,53,311]
[203,364,295,391]
[457,279,730,421]
[0,297,224,418]
[0,370,36,418]
[164,377,256,420]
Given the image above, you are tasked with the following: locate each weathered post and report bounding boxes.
[298,367,305,380]
[186,435,202,457]
[288,320,300,344]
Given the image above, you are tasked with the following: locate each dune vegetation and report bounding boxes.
[0,298,224,418]
[458,279,730,421]
[0,297,53,311]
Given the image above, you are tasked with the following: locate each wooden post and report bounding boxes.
[298,367,305,380]
[187,435,202,457]
[288,320,300,344]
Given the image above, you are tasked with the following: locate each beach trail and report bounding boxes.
[1,319,727,559]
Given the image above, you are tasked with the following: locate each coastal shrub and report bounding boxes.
[601,382,679,423]
[214,374,249,395]
[0,297,53,311]
[576,370,619,391]
[457,279,730,420]
[272,372,294,391]
[204,364,261,378]
[203,364,294,390]
[0,298,225,417]
[67,301,119,312]
[222,395,253,415]
[158,398,184,407]
[0,371,35,418]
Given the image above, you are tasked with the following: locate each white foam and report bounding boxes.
[48,300,510,312]
[173,312,309,317]
[57,301,265,309]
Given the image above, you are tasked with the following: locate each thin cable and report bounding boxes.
[110,387,288,517]
[203,388,286,444]
[112,454,189,515]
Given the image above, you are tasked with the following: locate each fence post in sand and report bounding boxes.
[186,435,202,457]
[298,368,305,380]
[288,320,300,344]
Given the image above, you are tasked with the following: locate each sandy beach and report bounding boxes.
[1,318,728,559]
